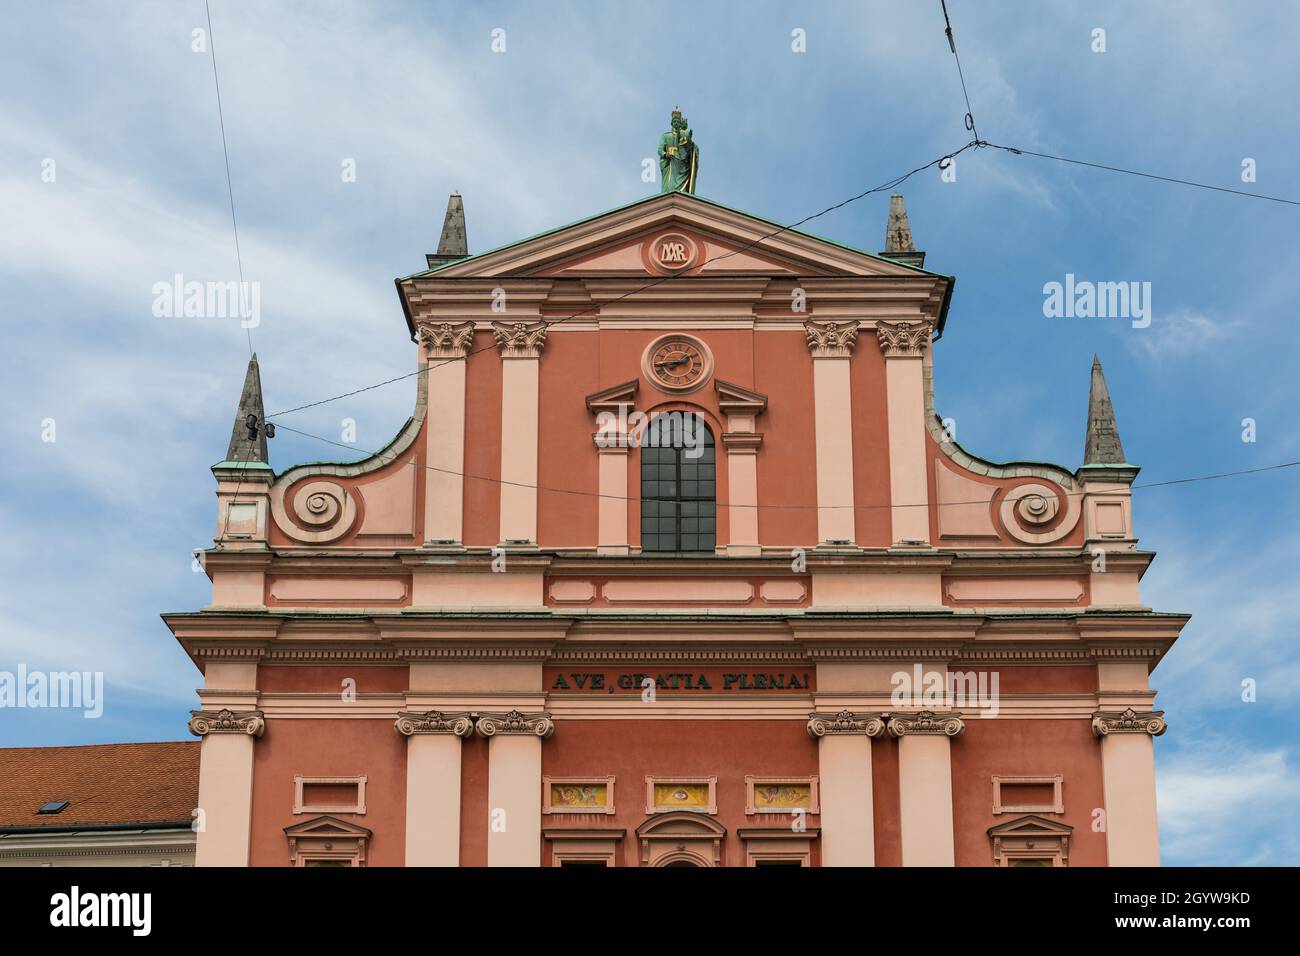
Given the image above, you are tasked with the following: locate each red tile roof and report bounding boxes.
[0,742,199,829]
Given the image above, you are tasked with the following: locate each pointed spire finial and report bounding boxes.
[436,192,467,258]
[1084,354,1127,465]
[879,193,925,268]
[225,354,270,465]
[427,192,468,269]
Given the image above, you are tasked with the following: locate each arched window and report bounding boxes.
[640,412,716,552]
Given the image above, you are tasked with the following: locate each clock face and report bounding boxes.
[646,335,710,391]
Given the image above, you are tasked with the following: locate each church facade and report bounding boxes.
[164,185,1186,867]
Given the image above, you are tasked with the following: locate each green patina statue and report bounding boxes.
[658,108,699,194]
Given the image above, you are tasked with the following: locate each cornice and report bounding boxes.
[1092,708,1168,737]
[475,710,555,738]
[887,710,966,737]
[806,710,886,737]
[394,710,475,737]
[188,708,265,737]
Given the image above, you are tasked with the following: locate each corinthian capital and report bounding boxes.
[492,321,548,358]
[803,320,859,357]
[875,320,933,357]
[475,709,555,738]
[417,320,476,358]
[1091,708,1167,738]
[887,710,965,738]
[394,710,475,738]
[188,708,265,738]
[807,710,886,738]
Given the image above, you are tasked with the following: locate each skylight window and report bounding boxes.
[36,801,69,815]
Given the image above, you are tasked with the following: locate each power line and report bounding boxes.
[984,141,1300,207]
[271,420,1300,514]
[939,0,980,140]
[204,0,253,355]
[264,139,981,420]
[205,0,258,549]
[260,141,1299,425]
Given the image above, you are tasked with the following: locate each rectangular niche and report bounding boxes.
[992,774,1064,815]
[544,777,616,815]
[294,775,367,815]
[645,776,717,814]
[745,776,820,815]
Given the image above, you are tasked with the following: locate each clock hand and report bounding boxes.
[654,356,691,369]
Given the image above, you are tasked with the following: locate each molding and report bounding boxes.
[887,709,965,737]
[416,320,475,358]
[475,709,555,738]
[806,710,885,737]
[492,320,548,358]
[875,319,932,357]
[394,710,475,737]
[187,708,265,737]
[803,319,859,357]
[1091,707,1167,737]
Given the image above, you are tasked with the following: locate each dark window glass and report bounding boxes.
[640,414,716,552]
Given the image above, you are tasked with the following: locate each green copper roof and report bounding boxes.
[397,191,952,282]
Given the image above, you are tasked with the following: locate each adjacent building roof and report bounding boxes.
[0,742,199,831]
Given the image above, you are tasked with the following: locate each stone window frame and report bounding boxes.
[543,827,625,867]
[744,775,820,815]
[737,827,821,867]
[988,814,1072,868]
[991,774,1064,815]
[543,776,617,815]
[293,775,367,815]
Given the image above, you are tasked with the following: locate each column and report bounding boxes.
[1093,708,1167,866]
[395,710,474,866]
[804,321,858,545]
[716,380,767,557]
[188,708,264,867]
[596,440,630,554]
[477,710,554,867]
[876,321,933,545]
[807,710,884,866]
[418,321,475,545]
[494,321,547,545]
[888,710,964,866]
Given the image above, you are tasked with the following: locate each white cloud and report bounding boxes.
[1159,739,1300,864]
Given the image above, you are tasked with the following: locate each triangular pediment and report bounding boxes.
[420,192,937,281]
[284,814,373,839]
[987,814,1074,838]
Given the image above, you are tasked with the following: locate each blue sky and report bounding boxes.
[2,1,1297,865]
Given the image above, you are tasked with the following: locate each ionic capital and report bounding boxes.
[803,320,859,358]
[807,710,886,738]
[475,709,555,738]
[492,320,548,358]
[417,320,476,358]
[875,320,933,357]
[395,710,475,738]
[188,708,265,738]
[1091,708,1167,738]
[887,710,965,738]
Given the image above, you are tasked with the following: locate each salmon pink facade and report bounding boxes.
[164,189,1187,867]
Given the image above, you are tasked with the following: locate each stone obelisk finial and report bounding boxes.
[427,192,468,268]
[224,353,269,465]
[1083,355,1127,465]
[879,193,925,268]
